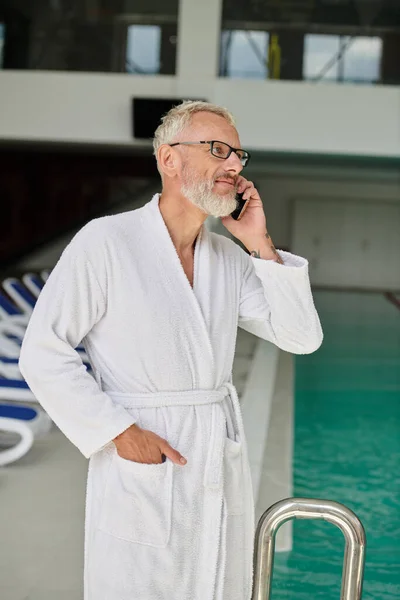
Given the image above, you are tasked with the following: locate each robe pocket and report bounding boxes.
[98,454,174,547]
[223,436,245,516]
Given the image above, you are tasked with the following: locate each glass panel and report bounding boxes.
[303,35,341,81]
[303,34,383,83]
[126,25,161,75]
[220,0,399,85]
[0,0,178,74]
[220,30,269,79]
[0,23,4,69]
[342,36,382,83]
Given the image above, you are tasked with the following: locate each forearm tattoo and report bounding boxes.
[249,233,284,264]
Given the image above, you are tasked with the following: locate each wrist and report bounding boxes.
[113,423,139,442]
[243,234,283,263]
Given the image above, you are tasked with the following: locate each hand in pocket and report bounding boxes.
[113,423,187,466]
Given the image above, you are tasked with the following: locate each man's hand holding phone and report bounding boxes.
[223,176,267,242]
[222,177,284,263]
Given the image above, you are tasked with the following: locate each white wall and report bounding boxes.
[1,71,399,157]
[292,198,400,290]
[0,0,399,156]
[248,163,400,290]
[249,165,400,249]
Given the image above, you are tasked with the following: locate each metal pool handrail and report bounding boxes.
[251,498,366,600]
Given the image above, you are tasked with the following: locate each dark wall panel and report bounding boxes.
[0,146,157,267]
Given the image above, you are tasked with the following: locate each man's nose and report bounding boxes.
[224,151,243,174]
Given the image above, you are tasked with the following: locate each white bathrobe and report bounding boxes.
[18,193,323,600]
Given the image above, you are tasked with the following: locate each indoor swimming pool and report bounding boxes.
[272,290,400,599]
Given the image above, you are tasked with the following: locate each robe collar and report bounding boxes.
[142,193,215,381]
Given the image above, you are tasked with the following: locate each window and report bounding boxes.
[303,35,341,81]
[342,37,382,83]
[220,30,269,79]
[126,25,161,75]
[0,1,178,74]
[220,0,389,84]
[0,23,5,69]
[304,34,382,84]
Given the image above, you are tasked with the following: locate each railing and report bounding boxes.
[252,498,366,600]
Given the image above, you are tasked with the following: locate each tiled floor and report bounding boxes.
[0,428,87,600]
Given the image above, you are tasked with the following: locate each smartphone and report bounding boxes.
[231,192,250,221]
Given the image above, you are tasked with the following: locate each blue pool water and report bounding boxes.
[272,291,400,599]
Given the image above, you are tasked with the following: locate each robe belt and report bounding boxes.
[108,382,245,490]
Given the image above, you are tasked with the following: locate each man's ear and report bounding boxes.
[157,144,180,179]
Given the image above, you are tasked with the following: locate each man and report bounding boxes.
[19,100,323,600]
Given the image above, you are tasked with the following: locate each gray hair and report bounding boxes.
[152,100,236,169]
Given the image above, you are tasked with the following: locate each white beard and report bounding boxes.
[181,165,238,218]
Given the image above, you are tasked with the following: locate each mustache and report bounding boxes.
[213,173,238,186]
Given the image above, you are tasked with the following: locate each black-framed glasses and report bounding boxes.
[169,140,251,167]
